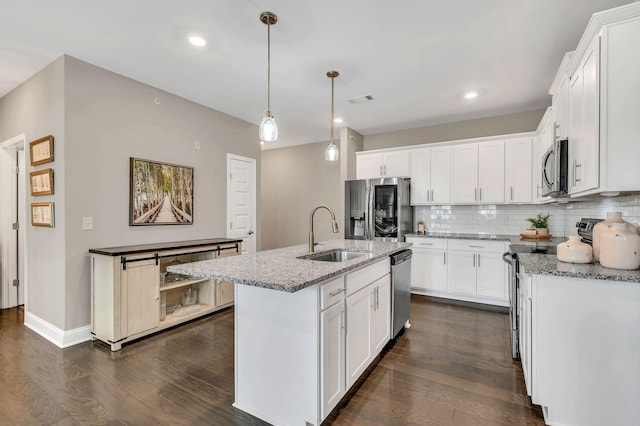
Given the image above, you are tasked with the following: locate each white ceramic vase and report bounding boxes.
[592,212,635,261]
[599,223,640,270]
[557,236,593,264]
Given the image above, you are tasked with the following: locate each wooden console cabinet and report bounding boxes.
[89,238,241,351]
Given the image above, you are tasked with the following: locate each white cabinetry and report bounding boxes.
[521,272,640,426]
[568,34,600,195]
[534,108,554,203]
[356,150,410,179]
[552,72,571,142]
[452,141,505,204]
[409,147,451,205]
[90,240,241,351]
[504,138,532,204]
[345,261,391,388]
[447,240,508,304]
[407,237,507,306]
[518,272,533,396]
[320,277,346,419]
[406,237,447,293]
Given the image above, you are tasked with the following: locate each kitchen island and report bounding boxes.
[168,239,410,426]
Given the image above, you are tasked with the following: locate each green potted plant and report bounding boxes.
[527,213,550,236]
[417,219,425,233]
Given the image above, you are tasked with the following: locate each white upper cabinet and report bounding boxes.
[552,73,571,142]
[568,34,600,195]
[356,151,410,179]
[504,137,532,204]
[452,141,505,204]
[409,147,451,205]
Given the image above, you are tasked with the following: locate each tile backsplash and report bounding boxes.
[413,194,640,238]
[414,204,566,236]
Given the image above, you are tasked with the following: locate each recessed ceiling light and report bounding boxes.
[188,35,207,47]
[334,118,344,124]
[464,91,478,99]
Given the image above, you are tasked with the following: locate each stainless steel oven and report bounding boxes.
[541,138,568,197]
[503,244,557,360]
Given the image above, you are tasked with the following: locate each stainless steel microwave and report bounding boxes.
[541,139,568,197]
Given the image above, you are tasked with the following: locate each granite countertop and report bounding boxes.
[518,253,640,283]
[406,232,567,247]
[167,239,411,293]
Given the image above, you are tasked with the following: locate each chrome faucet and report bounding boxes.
[309,205,340,252]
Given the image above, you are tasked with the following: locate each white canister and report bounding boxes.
[599,223,640,270]
[557,236,593,264]
[592,212,635,261]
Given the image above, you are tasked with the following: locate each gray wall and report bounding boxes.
[364,108,547,151]
[261,141,340,250]
[0,55,260,331]
[0,57,66,328]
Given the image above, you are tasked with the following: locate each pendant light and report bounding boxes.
[325,71,339,161]
[259,11,278,142]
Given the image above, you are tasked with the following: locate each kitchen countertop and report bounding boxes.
[406,232,567,247]
[167,239,411,293]
[518,253,640,283]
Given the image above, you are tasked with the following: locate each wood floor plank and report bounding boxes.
[0,295,543,425]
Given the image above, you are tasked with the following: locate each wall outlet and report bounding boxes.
[82,216,93,231]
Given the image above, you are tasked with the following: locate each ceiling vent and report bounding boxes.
[346,94,374,104]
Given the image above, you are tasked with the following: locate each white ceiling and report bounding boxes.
[0,0,634,149]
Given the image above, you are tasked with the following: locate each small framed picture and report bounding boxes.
[30,168,54,196]
[29,135,54,166]
[31,202,54,227]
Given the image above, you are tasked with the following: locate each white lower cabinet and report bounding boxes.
[320,299,346,419]
[407,237,508,306]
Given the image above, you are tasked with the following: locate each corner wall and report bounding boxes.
[261,141,340,250]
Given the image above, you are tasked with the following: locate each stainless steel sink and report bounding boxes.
[298,249,369,262]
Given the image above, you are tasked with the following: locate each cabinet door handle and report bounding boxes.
[420,242,434,246]
[426,189,430,202]
[479,187,482,201]
[574,160,582,183]
[477,254,481,267]
[329,288,345,297]
[474,188,477,201]
[469,245,485,248]
[431,189,434,202]
[443,252,446,265]
[380,165,383,176]
[510,187,513,201]
[375,286,379,311]
[473,253,476,267]
[341,309,346,331]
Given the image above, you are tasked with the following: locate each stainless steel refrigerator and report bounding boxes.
[344,177,412,242]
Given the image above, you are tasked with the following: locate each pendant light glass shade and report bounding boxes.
[259,12,278,143]
[326,70,340,162]
[325,142,339,161]
[259,113,278,142]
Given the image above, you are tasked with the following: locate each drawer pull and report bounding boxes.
[469,245,485,248]
[420,243,434,246]
[329,288,345,297]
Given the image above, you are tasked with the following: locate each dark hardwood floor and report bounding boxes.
[0,296,544,425]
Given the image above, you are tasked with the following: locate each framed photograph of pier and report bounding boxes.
[31,202,54,227]
[30,168,54,196]
[29,135,54,166]
[129,157,194,226]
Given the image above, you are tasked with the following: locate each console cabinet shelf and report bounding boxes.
[89,238,242,351]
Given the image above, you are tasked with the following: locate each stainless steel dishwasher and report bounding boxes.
[390,249,412,339]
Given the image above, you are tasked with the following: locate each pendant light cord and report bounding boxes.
[267,20,271,114]
[330,75,334,144]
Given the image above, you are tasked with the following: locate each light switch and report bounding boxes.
[194,140,201,150]
[82,216,93,231]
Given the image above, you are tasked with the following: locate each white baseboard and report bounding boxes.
[24,311,91,348]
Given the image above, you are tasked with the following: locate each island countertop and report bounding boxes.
[167,239,411,292]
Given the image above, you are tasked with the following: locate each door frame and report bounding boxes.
[226,154,257,253]
[0,133,28,310]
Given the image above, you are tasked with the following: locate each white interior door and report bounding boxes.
[227,154,256,254]
[0,134,26,309]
